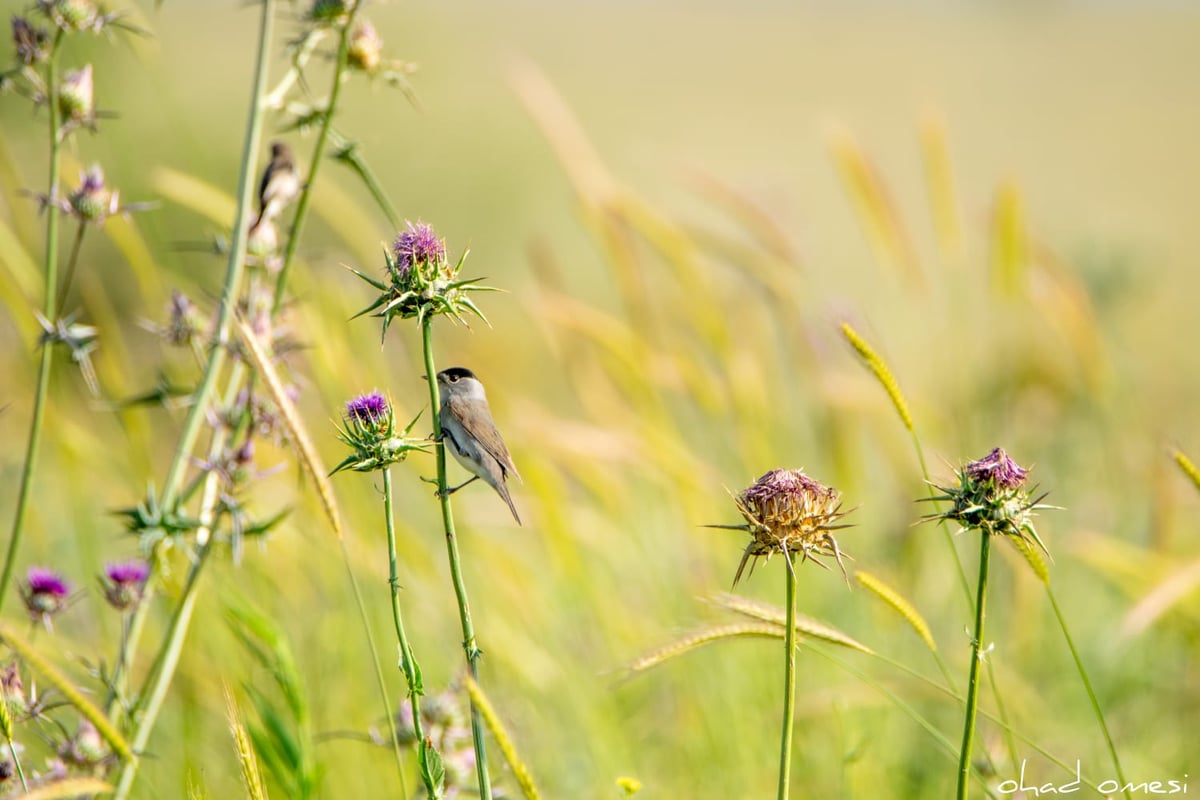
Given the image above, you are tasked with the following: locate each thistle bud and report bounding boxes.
[60,720,107,768]
[101,559,150,612]
[306,0,350,26]
[331,392,428,474]
[58,64,94,122]
[21,567,71,626]
[43,0,99,32]
[67,165,117,222]
[347,19,383,74]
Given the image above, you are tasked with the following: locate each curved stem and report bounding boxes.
[56,221,88,310]
[777,554,798,800]
[420,314,493,800]
[0,29,66,615]
[1047,586,1131,800]
[272,0,362,313]
[383,469,428,797]
[111,540,215,800]
[957,533,992,800]
[337,532,409,798]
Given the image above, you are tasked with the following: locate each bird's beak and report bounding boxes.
[420,374,428,380]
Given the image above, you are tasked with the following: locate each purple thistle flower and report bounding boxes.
[102,559,150,612]
[965,447,1029,490]
[392,222,445,274]
[346,391,389,424]
[22,567,71,622]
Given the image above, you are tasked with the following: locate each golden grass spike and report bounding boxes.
[225,686,269,800]
[1172,449,1200,495]
[839,322,914,432]
[1007,533,1050,585]
[0,623,133,761]
[234,317,345,541]
[19,778,113,800]
[990,181,1027,297]
[1118,556,1200,641]
[711,593,874,655]
[628,624,784,673]
[826,125,922,285]
[463,675,541,800]
[856,570,937,652]
[508,59,617,208]
[919,110,963,261]
[151,166,237,226]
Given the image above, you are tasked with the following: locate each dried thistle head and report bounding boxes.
[926,446,1052,558]
[12,16,50,65]
[712,468,853,586]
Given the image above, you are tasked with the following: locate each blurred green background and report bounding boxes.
[2,1,1198,797]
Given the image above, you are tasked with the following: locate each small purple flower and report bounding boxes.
[102,559,150,612]
[346,391,389,424]
[392,222,445,274]
[965,447,1029,490]
[67,165,118,223]
[22,567,71,623]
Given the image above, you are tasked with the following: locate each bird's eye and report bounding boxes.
[449,375,458,382]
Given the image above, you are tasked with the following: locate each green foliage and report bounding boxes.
[226,600,323,800]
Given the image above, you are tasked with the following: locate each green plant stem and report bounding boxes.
[420,313,493,800]
[957,532,992,800]
[910,430,1017,773]
[112,539,215,800]
[337,534,409,798]
[56,221,88,310]
[159,0,274,509]
[1047,586,1131,800]
[777,554,798,800]
[272,0,362,313]
[383,468,432,797]
[0,29,66,615]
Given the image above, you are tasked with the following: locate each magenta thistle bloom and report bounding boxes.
[926,447,1052,561]
[102,559,150,612]
[22,567,71,622]
[393,222,445,274]
[964,446,1029,490]
[346,391,388,423]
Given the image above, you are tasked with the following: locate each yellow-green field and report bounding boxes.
[1,1,1198,798]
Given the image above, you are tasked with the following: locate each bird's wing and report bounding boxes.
[446,394,521,481]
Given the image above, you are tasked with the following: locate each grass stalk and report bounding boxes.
[383,468,434,796]
[0,29,66,615]
[956,532,992,800]
[777,554,797,800]
[159,0,274,510]
[1047,586,1131,800]
[420,313,493,800]
[111,540,215,800]
[272,0,362,313]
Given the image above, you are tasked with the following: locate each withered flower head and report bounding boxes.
[715,468,853,586]
[926,446,1051,558]
[12,16,50,65]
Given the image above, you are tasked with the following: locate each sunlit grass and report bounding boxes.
[0,1,1197,798]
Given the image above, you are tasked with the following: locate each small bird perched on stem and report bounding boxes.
[250,141,300,233]
[436,367,522,524]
